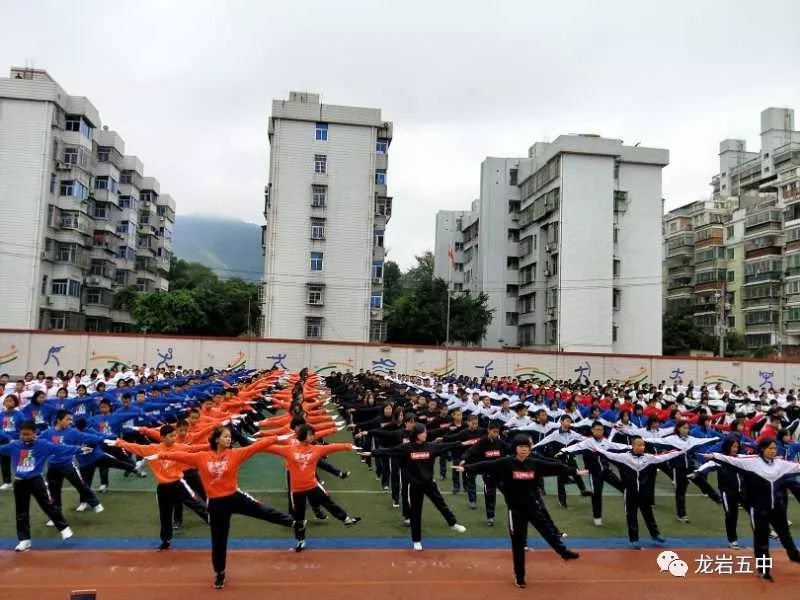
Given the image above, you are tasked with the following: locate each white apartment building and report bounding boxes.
[434,158,523,347]
[438,135,668,354]
[261,92,392,342]
[0,67,175,332]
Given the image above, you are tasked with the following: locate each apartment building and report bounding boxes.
[663,107,800,353]
[0,67,175,332]
[261,92,392,342]
[436,136,668,354]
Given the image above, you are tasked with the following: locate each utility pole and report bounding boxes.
[778,284,784,358]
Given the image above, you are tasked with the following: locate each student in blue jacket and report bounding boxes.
[0,420,88,551]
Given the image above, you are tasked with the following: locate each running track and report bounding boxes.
[2,547,798,599]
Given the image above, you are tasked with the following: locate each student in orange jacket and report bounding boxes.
[153,427,296,589]
[263,424,361,552]
[108,424,208,550]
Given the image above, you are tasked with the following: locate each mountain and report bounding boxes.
[172,214,263,281]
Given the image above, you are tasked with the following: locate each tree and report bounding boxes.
[130,290,207,334]
[384,252,494,346]
[382,261,403,306]
[662,310,716,355]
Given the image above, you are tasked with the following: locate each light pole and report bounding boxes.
[715,288,726,358]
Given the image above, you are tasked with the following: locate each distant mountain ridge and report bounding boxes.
[172,214,263,281]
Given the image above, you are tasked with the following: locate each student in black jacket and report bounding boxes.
[459,420,507,523]
[441,413,484,496]
[702,437,800,581]
[364,423,468,550]
[458,434,580,588]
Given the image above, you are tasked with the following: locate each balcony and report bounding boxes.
[373,246,385,262]
[83,303,111,319]
[518,311,537,326]
[744,270,782,284]
[773,141,800,166]
[93,219,120,237]
[375,196,392,223]
[42,294,81,313]
[53,250,89,268]
[59,215,91,236]
[111,309,134,325]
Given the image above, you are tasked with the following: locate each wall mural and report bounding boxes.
[0,346,19,368]
[44,345,65,367]
[266,353,288,370]
[514,366,555,382]
[474,360,495,378]
[155,347,174,369]
[371,358,397,374]
[228,351,247,370]
[316,359,355,374]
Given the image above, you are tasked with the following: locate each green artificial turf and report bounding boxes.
[3,435,795,542]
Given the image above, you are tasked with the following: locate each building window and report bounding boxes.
[116,221,130,234]
[49,312,67,329]
[613,259,621,277]
[374,229,384,247]
[371,292,383,308]
[508,200,520,214]
[454,241,463,251]
[315,122,328,141]
[51,279,68,295]
[532,292,537,311]
[314,154,327,174]
[727,248,734,259]
[509,168,518,186]
[310,251,324,271]
[65,115,93,139]
[94,176,119,192]
[63,147,79,164]
[453,283,463,291]
[372,261,383,280]
[119,195,138,210]
[727,270,735,282]
[613,325,618,342]
[505,312,519,326]
[86,289,102,305]
[311,184,327,207]
[41,275,48,295]
[507,229,519,242]
[726,225,734,239]
[375,169,387,185]
[506,257,519,269]
[50,173,56,194]
[376,139,389,154]
[613,288,621,311]
[305,317,322,338]
[120,171,133,184]
[307,285,324,305]
[59,180,88,199]
[310,218,325,240]
[97,147,110,162]
[506,284,518,297]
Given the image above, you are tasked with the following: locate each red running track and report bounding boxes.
[1,548,798,599]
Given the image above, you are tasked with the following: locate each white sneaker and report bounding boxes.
[412,542,423,551]
[729,541,741,549]
[450,524,466,533]
[0,482,12,491]
[593,518,603,527]
[60,527,74,540]
[97,484,108,493]
[45,520,54,527]
[14,539,31,552]
[75,503,89,512]
[93,504,104,513]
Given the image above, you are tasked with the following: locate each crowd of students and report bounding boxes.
[2,364,800,588]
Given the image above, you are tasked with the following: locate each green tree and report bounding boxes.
[130,290,207,334]
[382,260,403,306]
[662,310,716,355]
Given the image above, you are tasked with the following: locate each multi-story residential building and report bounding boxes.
[434,158,523,347]
[0,67,175,332]
[437,136,668,354]
[433,209,469,288]
[663,107,800,353]
[261,92,392,342]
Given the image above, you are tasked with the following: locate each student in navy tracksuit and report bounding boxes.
[459,434,580,588]
[459,420,507,524]
[0,420,86,551]
[704,437,800,581]
[1,394,23,488]
[41,410,108,516]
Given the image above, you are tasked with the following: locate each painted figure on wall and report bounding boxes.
[44,345,64,367]
[156,347,174,369]
[574,362,591,384]
[475,360,495,378]
[267,353,288,370]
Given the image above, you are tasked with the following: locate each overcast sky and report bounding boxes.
[2,0,799,270]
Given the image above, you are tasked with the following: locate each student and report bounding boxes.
[109,424,210,550]
[690,435,747,548]
[533,415,592,507]
[154,426,296,589]
[457,434,580,588]
[459,420,507,524]
[702,438,800,581]
[558,420,628,526]
[0,420,88,551]
[595,437,684,549]
[1,394,23,490]
[365,423,468,550]
[262,424,361,551]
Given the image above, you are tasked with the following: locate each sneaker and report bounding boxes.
[45,520,54,527]
[769,529,779,540]
[214,572,225,589]
[75,502,89,512]
[158,541,171,551]
[759,572,774,582]
[403,518,411,527]
[469,502,477,510]
[558,498,567,509]
[93,504,104,514]
[629,542,642,550]
[313,512,328,521]
[412,542,423,551]
[676,516,690,524]
[339,471,351,480]
[392,502,400,508]
[515,579,526,589]
[97,484,108,493]
[383,486,390,492]
[561,550,580,560]
[593,518,603,527]
[789,520,794,527]
[652,535,667,544]
[344,516,362,527]
[450,523,467,533]
[487,518,495,527]
[580,490,593,497]
[14,539,31,552]
[729,541,741,549]
[173,521,183,530]
[294,540,306,553]
[560,532,568,538]
[0,482,12,491]
[60,527,74,540]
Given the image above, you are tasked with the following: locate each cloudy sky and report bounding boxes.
[2,0,799,270]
